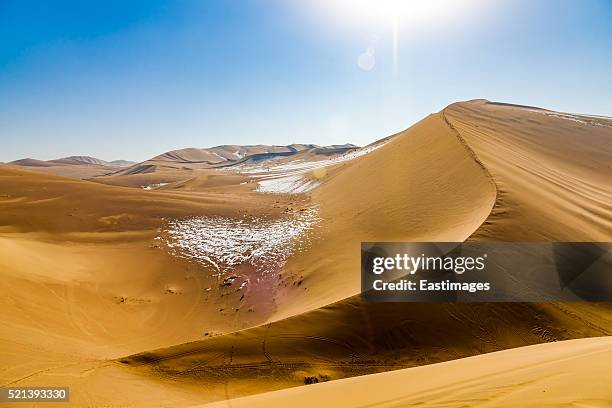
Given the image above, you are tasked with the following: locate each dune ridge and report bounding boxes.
[444,100,612,241]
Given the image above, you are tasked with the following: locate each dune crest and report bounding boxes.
[444,100,612,241]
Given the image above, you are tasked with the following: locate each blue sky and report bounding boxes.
[1,0,611,162]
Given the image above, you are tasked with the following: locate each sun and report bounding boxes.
[323,0,479,27]
[309,0,481,76]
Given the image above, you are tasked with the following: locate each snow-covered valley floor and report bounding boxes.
[161,207,320,285]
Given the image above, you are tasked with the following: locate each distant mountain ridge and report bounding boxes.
[9,156,136,168]
[7,144,363,180]
[151,144,359,165]
[95,143,360,177]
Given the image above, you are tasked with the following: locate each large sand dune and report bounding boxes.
[273,112,497,317]
[444,100,612,241]
[202,336,612,408]
[1,100,611,407]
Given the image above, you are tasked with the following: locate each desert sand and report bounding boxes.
[1,100,611,407]
[202,336,612,408]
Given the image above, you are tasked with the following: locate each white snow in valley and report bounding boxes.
[142,182,169,190]
[162,207,319,278]
[256,175,320,194]
[227,142,386,175]
[211,152,226,161]
[222,142,387,194]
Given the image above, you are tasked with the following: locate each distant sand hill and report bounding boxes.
[151,144,357,165]
[0,100,610,407]
[6,155,136,179]
[94,143,361,190]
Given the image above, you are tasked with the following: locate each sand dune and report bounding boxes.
[201,337,612,408]
[9,158,60,167]
[152,145,304,164]
[151,144,357,165]
[444,100,612,241]
[1,100,611,407]
[6,155,135,179]
[95,143,360,191]
[110,102,611,404]
[118,300,611,403]
[51,156,120,166]
[274,113,496,317]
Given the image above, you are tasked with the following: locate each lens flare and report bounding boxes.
[307,0,482,76]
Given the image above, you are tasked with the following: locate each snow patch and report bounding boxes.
[221,142,387,194]
[142,183,169,190]
[543,112,612,128]
[256,175,320,194]
[226,142,387,175]
[525,109,612,129]
[211,152,226,161]
[163,207,319,276]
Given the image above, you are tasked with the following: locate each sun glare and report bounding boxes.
[306,0,482,76]
[323,0,478,27]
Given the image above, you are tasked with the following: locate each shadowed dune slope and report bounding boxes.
[202,336,612,408]
[120,300,612,403]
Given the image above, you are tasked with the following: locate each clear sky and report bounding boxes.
[1,0,611,162]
